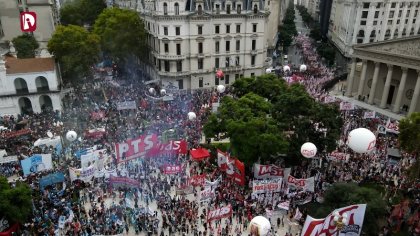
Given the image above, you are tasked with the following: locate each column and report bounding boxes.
[380,64,394,108]
[345,58,357,96]
[368,62,381,104]
[357,59,368,99]
[392,67,408,113]
[408,71,420,115]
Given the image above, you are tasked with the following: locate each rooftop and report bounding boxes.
[5,56,55,74]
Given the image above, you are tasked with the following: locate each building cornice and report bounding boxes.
[352,48,420,70]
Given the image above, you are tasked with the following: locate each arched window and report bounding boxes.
[14,78,28,94]
[237,4,241,14]
[39,95,53,112]
[35,76,49,92]
[385,29,391,40]
[198,4,203,14]
[402,28,407,36]
[18,97,33,114]
[174,2,179,15]
[163,2,168,15]
[370,30,376,37]
[410,27,415,35]
[253,4,258,13]
[357,30,365,37]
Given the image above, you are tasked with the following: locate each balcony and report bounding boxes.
[158,71,191,77]
[152,52,186,60]
[214,66,242,73]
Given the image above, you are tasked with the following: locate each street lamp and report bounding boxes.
[333,211,348,235]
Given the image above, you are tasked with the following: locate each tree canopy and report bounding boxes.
[12,34,39,58]
[279,5,297,49]
[309,182,387,235]
[0,176,32,224]
[203,74,342,165]
[60,0,107,26]
[398,112,420,180]
[47,25,100,84]
[93,8,148,62]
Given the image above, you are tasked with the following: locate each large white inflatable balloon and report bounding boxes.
[265,68,273,73]
[249,216,271,236]
[217,84,225,93]
[301,142,317,158]
[300,64,307,72]
[160,89,166,95]
[347,128,376,153]
[148,87,155,94]
[66,130,77,142]
[283,65,291,72]
[187,112,197,121]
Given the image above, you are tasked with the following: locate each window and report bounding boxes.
[164,61,170,72]
[360,21,366,25]
[163,2,168,15]
[237,4,241,14]
[215,41,220,53]
[215,76,219,85]
[253,4,257,13]
[176,43,181,55]
[225,41,230,52]
[175,27,180,35]
[198,25,202,35]
[164,26,168,35]
[251,73,255,77]
[235,74,239,80]
[405,19,408,24]
[216,4,220,14]
[198,58,203,69]
[215,58,219,68]
[376,3,381,8]
[415,10,418,17]
[391,2,396,8]
[164,43,169,53]
[373,20,377,25]
[235,56,239,66]
[397,19,400,24]
[198,4,203,14]
[363,3,369,8]
[177,79,184,89]
[226,4,231,14]
[215,25,220,34]
[374,11,379,18]
[253,24,257,32]
[388,20,392,25]
[199,77,203,88]
[251,55,256,66]
[389,11,394,18]
[406,10,410,17]
[225,57,230,67]
[226,25,230,33]
[236,24,241,33]
[236,40,240,51]
[177,61,182,72]
[398,10,402,17]
[362,11,368,18]
[174,3,179,15]
[159,60,162,70]
[225,75,230,84]
[198,42,203,54]
[252,40,256,50]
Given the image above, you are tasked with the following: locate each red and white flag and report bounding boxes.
[301,204,366,236]
[294,207,303,220]
[207,205,232,222]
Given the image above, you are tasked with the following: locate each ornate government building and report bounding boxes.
[345,35,420,115]
[114,0,285,89]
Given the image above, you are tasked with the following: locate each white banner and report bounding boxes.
[253,164,291,179]
[301,204,367,236]
[200,187,216,202]
[287,176,315,192]
[0,155,18,164]
[294,207,303,220]
[80,149,107,169]
[204,175,222,189]
[363,111,376,119]
[385,118,399,134]
[327,151,350,162]
[116,101,137,110]
[339,102,355,111]
[323,96,336,103]
[277,200,290,211]
[252,178,283,194]
[69,165,96,182]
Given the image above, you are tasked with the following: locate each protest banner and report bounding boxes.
[339,102,355,111]
[69,165,96,182]
[116,101,137,110]
[302,204,367,236]
[207,205,232,222]
[0,155,18,164]
[200,187,216,202]
[295,195,313,205]
[39,172,65,190]
[20,154,53,176]
[90,111,106,120]
[323,96,336,103]
[278,201,290,211]
[253,164,291,179]
[217,150,245,186]
[189,174,207,186]
[252,179,283,194]
[287,175,315,192]
[327,151,350,162]
[162,164,183,174]
[2,128,31,139]
[109,176,140,188]
[81,149,107,168]
[385,118,399,134]
[175,185,194,195]
[363,111,376,119]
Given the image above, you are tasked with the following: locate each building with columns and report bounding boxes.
[345,35,420,115]
[329,0,420,60]
[0,55,62,116]
[113,0,283,89]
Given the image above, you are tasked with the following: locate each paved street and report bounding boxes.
[286,8,310,68]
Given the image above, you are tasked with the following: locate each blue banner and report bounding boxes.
[39,172,65,190]
[20,154,53,176]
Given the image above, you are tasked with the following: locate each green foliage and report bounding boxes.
[203,74,342,165]
[93,8,148,62]
[279,5,297,48]
[399,112,420,154]
[310,25,322,41]
[60,0,106,26]
[317,43,336,66]
[0,176,32,223]
[296,5,314,26]
[12,34,39,58]
[312,183,387,235]
[48,25,100,84]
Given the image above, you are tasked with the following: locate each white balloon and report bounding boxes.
[347,128,376,153]
[148,87,155,94]
[160,89,166,95]
[300,64,307,72]
[249,216,271,236]
[217,84,225,93]
[265,68,272,73]
[66,130,77,142]
[301,142,317,158]
[187,112,196,121]
[283,65,291,72]
[47,131,53,138]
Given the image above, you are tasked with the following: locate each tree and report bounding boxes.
[0,176,32,223]
[60,0,106,26]
[398,112,420,180]
[93,8,147,62]
[310,26,322,41]
[12,34,39,58]
[48,25,100,84]
[310,183,387,235]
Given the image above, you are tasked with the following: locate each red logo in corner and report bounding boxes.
[20,12,37,32]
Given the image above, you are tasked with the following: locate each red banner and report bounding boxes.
[162,164,183,174]
[189,174,207,186]
[90,111,105,120]
[207,205,232,222]
[109,176,140,188]
[253,164,290,179]
[2,129,31,139]
[115,134,187,162]
[216,149,245,186]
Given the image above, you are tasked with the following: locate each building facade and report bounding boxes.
[345,36,420,115]
[115,0,273,89]
[328,0,420,59]
[0,55,62,115]
[319,0,332,38]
